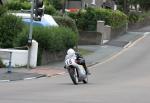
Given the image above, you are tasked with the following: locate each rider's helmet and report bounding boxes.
[67,48,75,56]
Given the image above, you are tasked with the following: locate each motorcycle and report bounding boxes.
[65,57,88,85]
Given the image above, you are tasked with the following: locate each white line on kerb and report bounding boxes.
[24,77,37,80]
[0,80,10,82]
[91,32,148,68]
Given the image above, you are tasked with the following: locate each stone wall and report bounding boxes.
[78,31,102,45]
[128,17,150,31]
[111,24,127,39]
[41,50,66,65]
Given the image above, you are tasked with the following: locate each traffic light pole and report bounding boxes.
[27,0,34,69]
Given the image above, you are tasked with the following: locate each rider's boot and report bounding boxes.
[85,68,91,75]
[83,66,91,75]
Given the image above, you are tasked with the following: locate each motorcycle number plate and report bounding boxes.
[65,59,73,65]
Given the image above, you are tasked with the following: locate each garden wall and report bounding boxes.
[128,17,150,31]
[41,50,66,65]
[0,40,38,68]
[78,31,102,45]
[111,24,127,39]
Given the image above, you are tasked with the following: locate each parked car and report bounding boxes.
[12,13,58,27]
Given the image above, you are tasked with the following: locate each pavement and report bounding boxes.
[0,31,145,82]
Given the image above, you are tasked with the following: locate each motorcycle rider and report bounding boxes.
[65,48,91,75]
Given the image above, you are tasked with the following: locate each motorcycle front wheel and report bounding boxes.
[68,68,78,85]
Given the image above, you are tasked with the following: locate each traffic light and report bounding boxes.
[34,0,44,21]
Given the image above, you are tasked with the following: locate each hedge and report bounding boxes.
[53,16,79,34]
[44,4,56,15]
[14,26,78,65]
[0,5,7,16]
[68,8,128,31]
[6,1,31,10]
[128,11,150,24]
[0,14,24,48]
[15,26,78,52]
[128,12,140,23]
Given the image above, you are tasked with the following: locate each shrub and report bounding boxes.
[6,1,22,10]
[15,26,78,52]
[15,26,78,65]
[45,5,56,15]
[21,1,31,10]
[0,5,7,16]
[6,1,31,10]
[128,12,140,23]
[53,16,79,34]
[68,7,128,31]
[48,0,62,10]
[0,14,24,48]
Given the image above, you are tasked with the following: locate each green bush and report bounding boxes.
[6,1,22,10]
[0,14,24,48]
[53,16,79,34]
[15,26,78,52]
[21,1,31,10]
[128,12,140,23]
[48,0,62,10]
[0,5,7,16]
[45,5,56,15]
[6,1,31,10]
[68,8,128,31]
[15,26,78,65]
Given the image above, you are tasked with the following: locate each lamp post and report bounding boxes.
[124,0,129,14]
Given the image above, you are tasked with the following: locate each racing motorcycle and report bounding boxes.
[65,57,88,85]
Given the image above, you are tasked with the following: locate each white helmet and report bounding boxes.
[67,48,75,56]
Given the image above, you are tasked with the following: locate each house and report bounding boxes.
[66,0,117,10]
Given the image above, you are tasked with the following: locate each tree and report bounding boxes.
[139,0,150,11]
[117,0,129,13]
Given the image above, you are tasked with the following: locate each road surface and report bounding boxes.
[0,32,150,103]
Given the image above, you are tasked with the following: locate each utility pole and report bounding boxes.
[62,0,66,14]
[27,0,34,69]
[27,0,44,69]
[0,0,3,5]
[124,0,128,14]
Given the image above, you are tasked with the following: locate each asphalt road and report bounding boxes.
[0,32,150,103]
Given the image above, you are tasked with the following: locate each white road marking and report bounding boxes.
[91,32,149,68]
